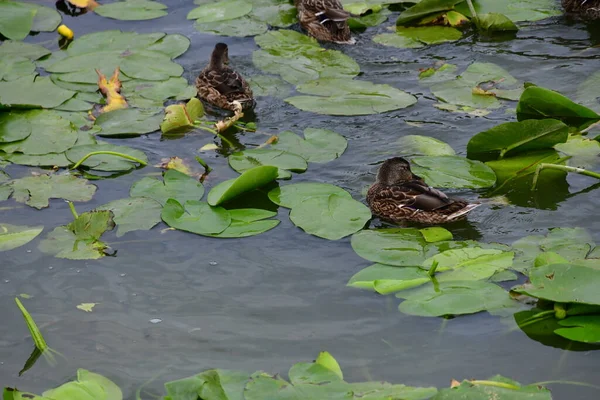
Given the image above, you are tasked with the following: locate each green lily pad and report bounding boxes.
[96,197,162,237]
[423,247,514,282]
[396,0,465,25]
[455,0,561,22]
[123,77,196,102]
[554,136,600,169]
[187,0,252,22]
[397,280,516,317]
[2,153,66,168]
[289,193,371,240]
[39,211,115,260]
[271,128,347,163]
[485,149,564,188]
[229,149,307,179]
[207,208,279,238]
[162,199,231,235]
[0,57,36,82]
[555,316,600,343]
[349,8,391,28]
[467,119,569,162]
[0,76,75,109]
[66,143,148,172]
[0,223,44,252]
[286,78,417,116]
[251,0,297,27]
[418,63,458,84]
[420,227,453,242]
[95,0,168,21]
[348,264,431,294]
[8,174,96,210]
[476,12,519,32]
[268,182,352,209]
[0,41,51,61]
[207,166,278,206]
[396,135,455,156]
[253,30,360,85]
[577,71,600,113]
[410,155,497,189]
[195,16,268,36]
[434,375,552,399]
[516,85,600,126]
[513,263,600,305]
[0,111,32,143]
[160,98,205,134]
[248,75,292,98]
[130,169,205,206]
[95,109,163,137]
[163,369,249,400]
[0,1,60,40]
[373,26,462,49]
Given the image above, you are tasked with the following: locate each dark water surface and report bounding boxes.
[1,1,600,398]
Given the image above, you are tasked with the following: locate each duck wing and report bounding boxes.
[397,180,453,211]
[303,0,351,20]
[200,68,246,96]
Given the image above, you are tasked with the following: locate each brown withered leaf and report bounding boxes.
[96,67,128,114]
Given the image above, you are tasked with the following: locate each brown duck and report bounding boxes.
[195,43,254,112]
[294,0,355,44]
[562,0,600,19]
[367,157,479,225]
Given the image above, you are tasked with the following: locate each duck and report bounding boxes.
[562,0,600,19]
[195,43,255,113]
[294,0,355,44]
[367,157,480,225]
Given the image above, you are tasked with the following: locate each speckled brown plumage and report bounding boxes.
[294,0,354,44]
[562,0,600,19]
[367,157,479,225]
[195,43,254,112]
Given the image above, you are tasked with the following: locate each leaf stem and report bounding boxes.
[15,298,48,352]
[469,380,521,390]
[70,151,147,170]
[532,162,600,191]
[465,0,479,26]
[428,260,439,277]
[67,201,78,219]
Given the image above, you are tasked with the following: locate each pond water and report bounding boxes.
[1,1,600,398]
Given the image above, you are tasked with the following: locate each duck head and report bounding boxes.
[376,157,415,185]
[210,42,230,69]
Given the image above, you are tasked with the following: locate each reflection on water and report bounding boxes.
[1,1,600,399]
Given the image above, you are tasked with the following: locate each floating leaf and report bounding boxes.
[435,375,552,399]
[0,76,75,109]
[0,224,43,252]
[467,119,569,162]
[348,264,431,294]
[95,0,167,20]
[76,303,97,312]
[455,0,561,22]
[396,0,464,25]
[0,111,32,143]
[0,41,51,61]
[577,71,600,113]
[271,128,347,163]
[289,193,371,240]
[207,166,278,206]
[423,248,514,282]
[2,153,71,168]
[476,12,519,32]
[396,135,455,156]
[66,143,148,172]
[42,369,122,400]
[420,227,453,243]
[248,75,292,98]
[554,136,600,169]
[268,182,352,209]
[410,156,497,189]
[96,197,162,237]
[229,149,307,179]
[349,8,391,28]
[286,78,417,116]
[160,98,205,134]
[373,27,462,49]
[0,1,37,40]
[95,109,163,137]
[555,316,600,343]
[96,67,127,113]
[39,211,114,259]
[123,77,196,102]
[207,209,279,238]
[130,169,204,206]
[187,0,252,22]
[162,199,231,235]
[397,280,516,317]
[9,174,96,209]
[0,57,36,82]
[195,16,268,36]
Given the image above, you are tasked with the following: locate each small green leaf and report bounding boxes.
[207,166,278,206]
[0,224,43,251]
[76,303,97,312]
[396,135,455,156]
[315,352,343,380]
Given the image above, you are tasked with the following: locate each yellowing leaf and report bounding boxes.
[76,303,97,312]
[96,67,128,113]
[67,0,99,10]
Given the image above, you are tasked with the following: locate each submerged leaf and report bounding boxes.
[0,224,44,252]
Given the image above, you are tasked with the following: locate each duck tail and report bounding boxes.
[447,203,480,221]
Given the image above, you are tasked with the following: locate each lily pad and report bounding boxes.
[271,128,348,163]
[39,211,114,259]
[348,264,431,294]
[397,280,516,317]
[476,12,519,32]
[373,26,462,49]
[396,135,455,156]
[268,182,352,209]
[95,109,163,136]
[555,316,600,343]
[0,76,75,109]
[516,85,600,126]
[123,77,196,102]
[96,197,162,237]
[396,0,465,25]
[248,75,292,98]
[410,156,497,189]
[207,166,278,206]
[95,0,168,21]
[0,224,44,252]
[289,193,371,240]
[576,71,600,113]
[228,149,308,179]
[0,41,51,61]
[162,199,231,235]
[0,1,60,40]
[0,57,36,82]
[66,143,148,172]
[513,263,600,305]
[130,169,205,206]
[423,247,514,282]
[207,209,279,238]
[455,0,561,22]
[195,16,268,36]
[434,375,552,399]
[160,98,205,134]
[554,136,600,169]
[286,78,417,116]
[187,0,252,22]
[467,119,569,162]
[8,174,96,209]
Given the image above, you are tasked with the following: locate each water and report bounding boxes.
[1,1,600,398]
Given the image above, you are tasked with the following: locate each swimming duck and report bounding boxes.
[562,0,600,19]
[195,43,254,112]
[367,157,480,225]
[294,0,355,44]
